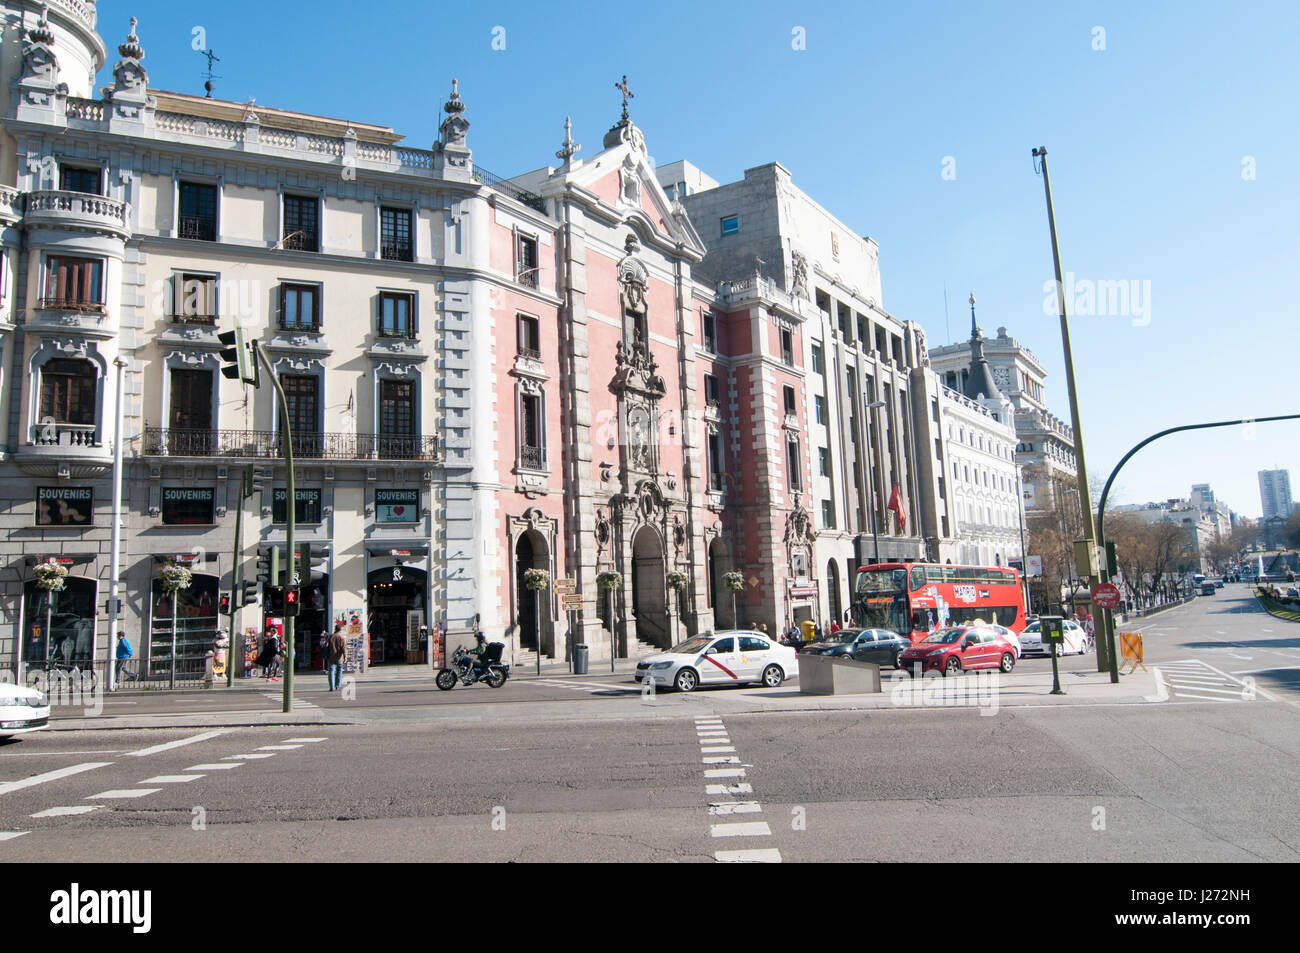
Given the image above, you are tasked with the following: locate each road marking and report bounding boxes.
[283,737,328,743]
[707,783,753,795]
[125,729,234,758]
[223,753,275,760]
[1168,684,1249,696]
[30,806,100,818]
[709,801,762,815]
[1172,693,1238,703]
[88,789,160,799]
[704,768,747,779]
[256,745,303,751]
[711,821,771,838]
[0,832,29,841]
[700,746,736,754]
[715,848,782,863]
[186,763,240,771]
[141,775,202,783]
[0,762,112,797]
[1232,666,1300,674]
[703,756,742,764]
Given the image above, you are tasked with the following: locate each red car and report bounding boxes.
[899,625,1017,677]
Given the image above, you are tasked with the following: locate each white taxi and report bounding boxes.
[634,631,799,692]
[0,682,51,738]
[1019,618,1089,657]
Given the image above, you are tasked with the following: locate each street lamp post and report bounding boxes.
[1033,146,1106,672]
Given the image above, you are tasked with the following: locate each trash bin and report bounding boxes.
[573,644,589,675]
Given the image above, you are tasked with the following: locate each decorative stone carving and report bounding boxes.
[912,324,929,367]
[438,79,471,168]
[790,251,809,299]
[620,153,640,205]
[595,507,611,553]
[112,18,148,91]
[628,405,651,470]
[21,4,58,80]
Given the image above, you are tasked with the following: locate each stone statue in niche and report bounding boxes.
[628,405,651,470]
[790,251,809,299]
[621,153,640,205]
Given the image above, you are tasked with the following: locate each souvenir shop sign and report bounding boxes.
[375,489,419,524]
[36,487,94,526]
[162,487,215,525]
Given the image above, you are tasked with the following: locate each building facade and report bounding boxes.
[1258,468,1295,521]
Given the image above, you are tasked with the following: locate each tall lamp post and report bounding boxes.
[863,399,887,564]
[1033,146,1106,672]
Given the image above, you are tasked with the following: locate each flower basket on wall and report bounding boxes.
[666,570,689,591]
[523,568,550,591]
[723,570,745,592]
[159,561,193,593]
[33,560,69,592]
[597,571,622,591]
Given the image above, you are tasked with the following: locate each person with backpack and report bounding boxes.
[326,622,348,691]
[256,630,281,681]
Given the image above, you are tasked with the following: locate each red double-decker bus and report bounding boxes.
[853,562,1027,643]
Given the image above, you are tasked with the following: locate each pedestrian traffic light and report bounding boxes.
[296,543,331,584]
[256,546,281,587]
[240,580,259,607]
[284,586,300,617]
[218,326,259,387]
[218,592,231,615]
[1105,541,1118,579]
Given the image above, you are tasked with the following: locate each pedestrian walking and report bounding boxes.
[114,632,134,687]
[326,622,347,691]
[257,631,281,681]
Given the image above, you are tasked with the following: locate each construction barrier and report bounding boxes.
[1118,631,1145,673]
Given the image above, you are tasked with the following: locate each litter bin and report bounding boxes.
[573,644,589,675]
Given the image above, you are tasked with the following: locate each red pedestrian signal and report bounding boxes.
[284,586,300,617]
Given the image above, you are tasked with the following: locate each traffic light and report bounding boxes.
[218,592,231,615]
[256,546,281,587]
[245,466,270,499]
[296,543,331,585]
[284,586,300,617]
[240,580,259,607]
[218,326,259,387]
[1105,541,1118,579]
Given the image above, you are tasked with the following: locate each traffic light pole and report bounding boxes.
[254,343,296,713]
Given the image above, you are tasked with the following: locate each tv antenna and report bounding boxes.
[199,48,221,98]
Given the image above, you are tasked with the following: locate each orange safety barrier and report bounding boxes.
[1118,631,1145,673]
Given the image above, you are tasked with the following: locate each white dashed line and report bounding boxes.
[704,768,747,779]
[0,832,29,841]
[186,763,240,771]
[88,789,160,799]
[283,737,328,743]
[30,806,101,818]
[0,762,113,797]
[709,801,762,815]
[703,756,742,764]
[701,746,737,753]
[715,848,782,863]
[707,783,753,795]
[256,745,304,751]
[142,775,203,783]
[711,821,771,838]
[223,753,275,760]
[125,729,234,757]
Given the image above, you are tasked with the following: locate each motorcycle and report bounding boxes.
[435,644,509,690]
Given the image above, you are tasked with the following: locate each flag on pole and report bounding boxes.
[888,484,906,532]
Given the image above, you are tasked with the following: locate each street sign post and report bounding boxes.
[1091,582,1122,610]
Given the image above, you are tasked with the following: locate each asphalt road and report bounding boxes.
[2,584,1294,862]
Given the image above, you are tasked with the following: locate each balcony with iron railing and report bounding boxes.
[143,428,441,463]
[516,267,540,289]
[170,312,219,327]
[279,230,318,252]
[519,445,546,470]
[178,216,216,241]
[380,242,413,262]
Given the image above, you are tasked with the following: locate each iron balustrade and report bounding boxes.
[170,313,218,326]
[178,216,216,241]
[144,428,440,461]
[38,297,105,313]
[380,241,413,262]
[520,445,546,470]
[517,345,541,361]
[516,267,540,289]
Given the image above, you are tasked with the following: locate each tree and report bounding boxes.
[1286,509,1300,549]
[1106,513,1194,606]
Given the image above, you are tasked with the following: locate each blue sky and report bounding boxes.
[109,0,1300,517]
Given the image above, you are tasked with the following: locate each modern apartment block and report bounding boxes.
[1258,469,1294,521]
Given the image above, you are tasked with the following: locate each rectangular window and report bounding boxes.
[380,207,413,261]
[787,439,802,491]
[704,374,720,406]
[708,430,724,490]
[378,379,416,458]
[60,165,102,195]
[178,182,217,240]
[174,273,217,324]
[280,283,320,332]
[783,385,796,416]
[272,488,322,524]
[520,392,544,469]
[36,486,94,526]
[379,292,415,338]
[822,499,835,529]
[161,488,216,525]
[40,358,97,424]
[375,488,419,524]
[44,257,103,310]
[282,194,320,251]
[720,215,739,236]
[702,310,717,353]
[280,375,320,456]
[516,234,539,287]
[815,395,826,425]
[168,368,213,432]
[517,314,540,358]
[780,328,794,365]
[819,447,831,477]
[811,344,823,375]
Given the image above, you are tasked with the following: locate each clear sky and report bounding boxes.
[106,0,1300,518]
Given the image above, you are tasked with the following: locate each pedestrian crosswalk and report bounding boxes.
[526,678,637,696]
[1155,659,1270,703]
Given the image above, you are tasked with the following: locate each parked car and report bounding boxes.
[634,631,799,693]
[1201,583,1216,596]
[1019,618,1089,657]
[0,683,50,739]
[899,625,1017,677]
[805,628,910,667]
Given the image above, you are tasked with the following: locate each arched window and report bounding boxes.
[40,359,97,425]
